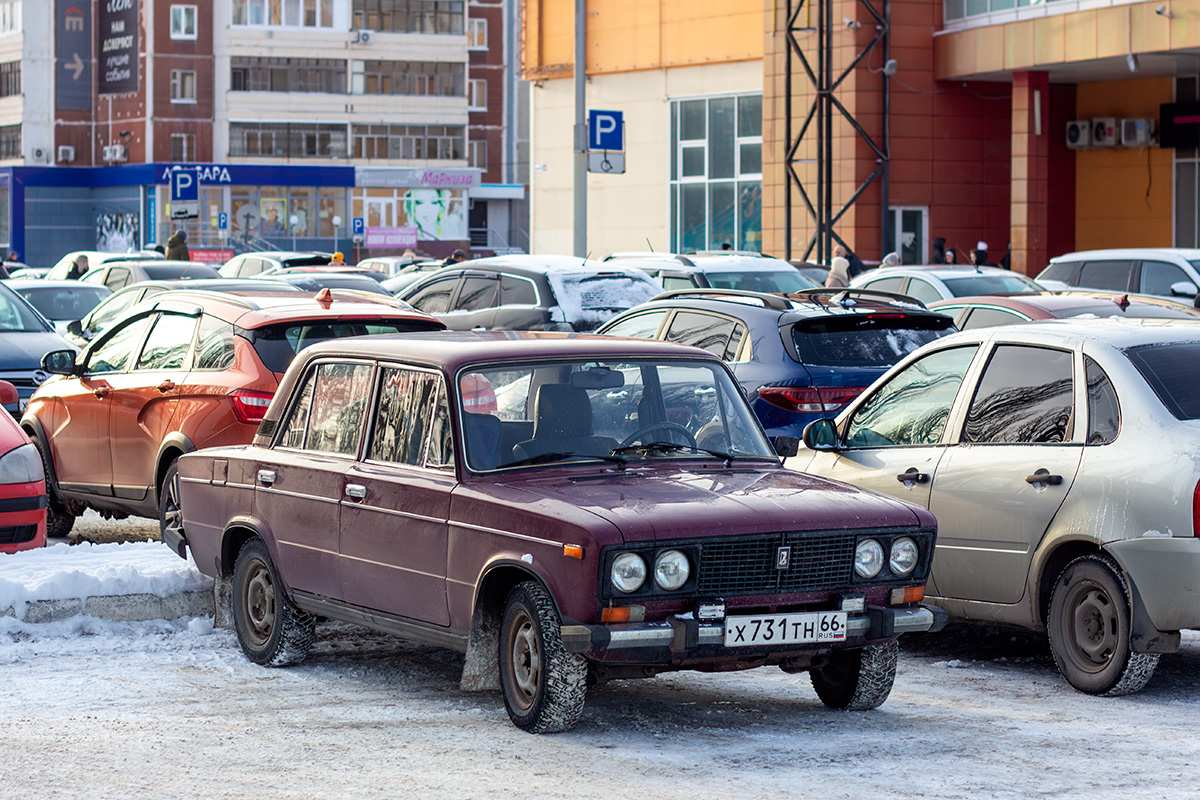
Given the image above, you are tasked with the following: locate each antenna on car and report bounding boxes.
[314,287,334,309]
[645,238,655,252]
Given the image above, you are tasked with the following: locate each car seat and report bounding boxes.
[463,412,502,469]
[511,384,616,461]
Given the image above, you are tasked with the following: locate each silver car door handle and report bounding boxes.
[257,469,276,485]
[345,484,367,499]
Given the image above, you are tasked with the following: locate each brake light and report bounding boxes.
[230,389,275,424]
[866,313,906,320]
[756,385,865,414]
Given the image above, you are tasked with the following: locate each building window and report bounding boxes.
[0,124,19,159]
[231,58,347,93]
[229,122,348,159]
[0,61,19,97]
[170,5,197,39]
[467,17,486,49]
[467,78,486,111]
[233,0,334,28]
[350,124,465,160]
[352,0,465,35]
[669,93,762,253]
[170,70,197,103]
[0,1,19,35]
[170,133,195,162]
[350,60,464,96]
[468,139,486,170]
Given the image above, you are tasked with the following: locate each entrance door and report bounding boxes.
[886,206,928,265]
[366,198,395,228]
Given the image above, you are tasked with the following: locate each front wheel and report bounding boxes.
[231,538,315,667]
[499,581,588,733]
[810,639,898,710]
[158,459,182,543]
[1047,555,1158,696]
[31,436,74,539]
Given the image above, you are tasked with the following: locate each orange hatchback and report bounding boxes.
[22,289,444,546]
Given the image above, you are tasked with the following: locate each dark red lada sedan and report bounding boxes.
[175,332,944,733]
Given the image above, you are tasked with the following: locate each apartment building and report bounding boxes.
[1,0,527,267]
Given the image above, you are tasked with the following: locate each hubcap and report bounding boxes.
[161,471,182,537]
[243,561,276,646]
[1070,584,1117,670]
[507,609,541,711]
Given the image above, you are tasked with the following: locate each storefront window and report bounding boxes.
[352,186,466,241]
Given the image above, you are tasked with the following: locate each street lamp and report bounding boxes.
[332,215,342,255]
[289,214,299,250]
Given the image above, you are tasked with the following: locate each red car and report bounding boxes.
[0,380,46,553]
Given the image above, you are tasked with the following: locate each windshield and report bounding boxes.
[1126,341,1200,420]
[249,319,445,373]
[545,272,660,331]
[458,358,776,470]
[0,284,52,332]
[703,269,817,294]
[943,274,1040,296]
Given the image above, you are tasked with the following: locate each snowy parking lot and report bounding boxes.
[4,569,1200,798]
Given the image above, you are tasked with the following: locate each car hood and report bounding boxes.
[0,331,70,369]
[501,464,929,544]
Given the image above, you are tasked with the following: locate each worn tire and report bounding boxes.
[231,538,315,667]
[31,435,75,539]
[810,639,898,710]
[499,581,588,733]
[158,460,182,541]
[1047,555,1159,696]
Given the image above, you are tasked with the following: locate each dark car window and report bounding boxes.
[845,345,978,448]
[904,278,943,305]
[456,276,499,311]
[195,315,236,370]
[602,310,668,340]
[248,319,444,374]
[961,345,1074,444]
[408,276,460,314]
[105,268,132,291]
[791,314,956,367]
[16,285,111,321]
[0,284,52,332]
[369,367,440,466]
[135,313,199,371]
[1139,260,1192,296]
[960,307,1029,329]
[1038,260,1080,282]
[303,362,374,455]
[500,275,537,305]
[860,276,906,294]
[1085,357,1120,445]
[87,315,153,374]
[1078,261,1134,291]
[941,274,1040,296]
[1126,341,1200,420]
[665,311,745,359]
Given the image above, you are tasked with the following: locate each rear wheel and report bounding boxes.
[231,538,314,666]
[810,640,898,710]
[1047,555,1158,696]
[31,435,75,539]
[158,460,182,542]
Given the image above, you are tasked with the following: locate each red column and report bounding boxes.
[1010,71,1050,276]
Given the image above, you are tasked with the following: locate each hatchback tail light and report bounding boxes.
[229,389,275,424]
[756,385,865,414]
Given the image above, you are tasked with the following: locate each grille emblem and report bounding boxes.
[32,370,49,385]
[775,546,791,570]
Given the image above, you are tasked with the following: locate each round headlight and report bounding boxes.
[654,550,691,591]
[889,537,919,576]
[611,552,647,593]
[854,539,884,579]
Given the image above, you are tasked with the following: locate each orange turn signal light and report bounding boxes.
[890,586,925,605]
[601,606,631,623]
[563,544,584,560]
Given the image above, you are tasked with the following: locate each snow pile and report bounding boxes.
[0,541,212,619]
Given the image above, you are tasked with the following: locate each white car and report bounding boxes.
[850,265,1042,304]
[790,318,1200,696]
[602,251,818,294]
[1035,248,1200,302]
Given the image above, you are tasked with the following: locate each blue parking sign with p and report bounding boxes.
[217,212,228,229]
[352,217,365,235]
[589,110,624,151]
[171,168,197,203]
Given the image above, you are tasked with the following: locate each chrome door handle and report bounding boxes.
[345,484,366,499]
[257,469,276,485]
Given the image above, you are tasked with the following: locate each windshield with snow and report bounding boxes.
[547,271,661,331]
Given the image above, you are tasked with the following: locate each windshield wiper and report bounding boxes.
[611,441,747,465]
[504,451,628,469]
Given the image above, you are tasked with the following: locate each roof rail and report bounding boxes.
[787,287,929,310]
[152,289,263,312]
[603,252,696,267]
[684,250,774,259]
[647,287,793,310]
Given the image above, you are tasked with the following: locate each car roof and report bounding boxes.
[607,287,946,322]
[1050,248,1200,262]
[3,279,109,290]
[115,278,301,292]
[935,316,1200,351]
[231,251,332,261]
[603,251,799,273]
[931,291,1200,316]
[144,288,438,329]
[461,254,640,275]
[859,265,1018,278]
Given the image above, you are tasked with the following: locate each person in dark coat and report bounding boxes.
[165,230,189,260]
[65,253,89,280]
[833,244,865,278]
[443,248,466,266]
[932,237,946,266]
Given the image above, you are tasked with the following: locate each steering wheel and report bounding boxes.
[618,422,698,450]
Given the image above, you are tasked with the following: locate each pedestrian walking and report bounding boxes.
[833,244,865,278]
[65,253,89,280]
[166,229,189,260]
[824,256,850,288]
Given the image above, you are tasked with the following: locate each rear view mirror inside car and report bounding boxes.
[570,366,625,390]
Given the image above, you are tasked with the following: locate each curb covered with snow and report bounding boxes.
[0,541,214,623]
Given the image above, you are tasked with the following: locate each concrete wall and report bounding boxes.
[24,185,142,267]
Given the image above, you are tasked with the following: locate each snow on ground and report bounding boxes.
[3,536,1200,798]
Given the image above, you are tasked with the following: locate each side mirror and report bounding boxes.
[802,418,840,451]
[42,349,78,376]
[0,380,17,407]
[773,435,800,458]
[66,319,83,337]
[1170,281,1198,298]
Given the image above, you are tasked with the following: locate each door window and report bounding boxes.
[87,316,153,374]
[455,276,499,311]
[664,311,745,359]
[961,345,1074,444]
[135,313,199,371]
[603,310,669,341]
[1139,260,1192,296]
[1078,261,1133,291]
[861,276,906,294]
[279,362,374,455]
[105,268,132,291]
[369,367,441,466]
[279,373,315,449]
[500,275,537,305]
[1085,357,1120,445]
[408,276,460,313]
[82,269,108,285]
[845,346,978,447]
[960,307,1028,330]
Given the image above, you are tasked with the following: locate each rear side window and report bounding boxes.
[962,345,1074,444]
[248,319,444,374]
[1085,357,1120,445]
[301,362,375,455]
[859,276,906,294]
[500,275,537,305]
[602,310,668,340]
[1126,341,1200,420]
[195,315,236,370]
[665,312,746,360]
[1037,261,1080,282]
[791,314,956,367]
[941,274,1040,296]
[960,307,1028,330]
[1078,261,1134,291]
[408,276,460,313]
[456,276,499,311]
[904,278,943,305]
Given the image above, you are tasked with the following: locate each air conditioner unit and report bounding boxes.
[354,29,374,44]
[31,147,49,164]
[1092,117,1119,147]
[1121,117,1156,147]
[102,144,127,163]
[1066,120,1091,150]
[57,145,75,163]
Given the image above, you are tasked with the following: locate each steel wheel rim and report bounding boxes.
[243,561,276,646]
[1066,583,1118,672]
[505,608,541,711]
[161,470,182,536]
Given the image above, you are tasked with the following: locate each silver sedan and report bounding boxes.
[788,318,1200,696]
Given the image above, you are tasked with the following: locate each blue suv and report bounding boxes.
[596,288,957,441]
